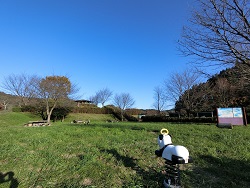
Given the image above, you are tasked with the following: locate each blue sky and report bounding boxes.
[0,0,196,109]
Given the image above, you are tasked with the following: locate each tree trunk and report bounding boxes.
[46,101,56,124]
[121,109,124,121]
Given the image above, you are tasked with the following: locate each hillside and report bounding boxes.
[0,112,249,187]
[0,111,117,127]
[175,64,250,117]
[0,111,40,126]
[0,92,20,110]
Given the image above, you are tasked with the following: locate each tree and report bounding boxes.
[175,64,250,114]
[89,88,112,107]
[164,69,200,117]
[175,82,214,116]
[1,74,40,106]
[179,0,250,68]
[214,77,236,107]
[152,86,167,114]
[113,93,135,121]
[96,88,113,107]
[1,99,9,110]
[89,95,99,106]
[38,76,76,124]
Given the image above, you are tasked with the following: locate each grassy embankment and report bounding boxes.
[0,112,249,188]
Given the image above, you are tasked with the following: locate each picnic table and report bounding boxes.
[24,121,49,127]
[71,119,90,124]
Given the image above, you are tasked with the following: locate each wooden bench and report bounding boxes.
[71,120,90,124]
[24,121,50,127]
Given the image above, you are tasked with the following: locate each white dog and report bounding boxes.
[155,129,192,164]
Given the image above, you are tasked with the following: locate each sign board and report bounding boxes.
[217,107,247,125]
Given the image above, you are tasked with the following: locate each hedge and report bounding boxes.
[141,115,216,123]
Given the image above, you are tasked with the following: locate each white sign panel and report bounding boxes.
[217,108,234,118]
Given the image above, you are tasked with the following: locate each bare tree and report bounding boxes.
[164,69,200,116]
[214,77,236,107]
[1,74,40,106]
[88,88,112,106]
[38,76,77,124]
[1,99,9,110]
[113,93,135,121]
[89,95,99,106]
[152,86,167,114]
[96,88,113,107]
[165,69,200,101]
[179,0,250,68]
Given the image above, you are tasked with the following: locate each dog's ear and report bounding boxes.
[159,135,163,140]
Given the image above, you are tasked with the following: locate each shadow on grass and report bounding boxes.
[54,151,164,187]
[188,155,250,188]
[101,149,165,187]
[0,171,19,188]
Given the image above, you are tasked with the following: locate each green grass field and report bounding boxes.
[0,112,250,187]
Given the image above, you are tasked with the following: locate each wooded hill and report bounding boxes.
[175,63,250,117]
[0,91,158,122]
[1,64,249,120]
[0,91,20,110]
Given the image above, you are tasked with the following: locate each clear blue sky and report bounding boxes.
[0,0,196,109]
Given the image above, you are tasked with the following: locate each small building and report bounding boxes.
[75,100,93,107]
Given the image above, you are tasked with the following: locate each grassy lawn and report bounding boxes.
[0,112,250,187]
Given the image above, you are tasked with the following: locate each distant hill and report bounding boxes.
[0,92,21,110]
[175,63,250,117]
[0,91,160,115]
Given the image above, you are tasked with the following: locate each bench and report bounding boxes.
[71,119,90,124]
[24,121,50,127]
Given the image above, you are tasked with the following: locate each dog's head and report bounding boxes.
[158,134,172,149]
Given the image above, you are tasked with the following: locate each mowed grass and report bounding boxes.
[0,112,250,188]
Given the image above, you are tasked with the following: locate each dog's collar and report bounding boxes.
[160,143,173,151]
[163,143,173,149]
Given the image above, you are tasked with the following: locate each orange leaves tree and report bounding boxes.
[39,76,74,124]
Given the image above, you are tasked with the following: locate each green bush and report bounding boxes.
[72,106,110,114]
[124,113,138,122]
[141,115,216,123]
[21,105,37,112]
[12,107,22,112]
[51,106,72,122]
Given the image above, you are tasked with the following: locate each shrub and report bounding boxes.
[12,107,22,112]
[72,106,110,114]
[21,105,37,112]
[124,113,138,122]
[141,115,216,123]
[51,106,73,122]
